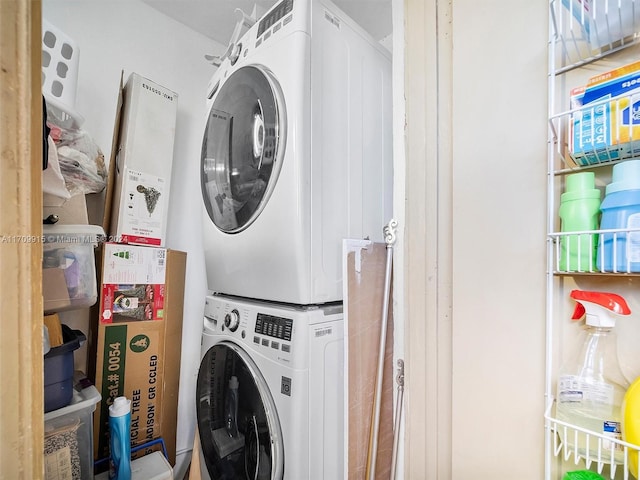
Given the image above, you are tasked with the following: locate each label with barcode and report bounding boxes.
[315,327,332,337]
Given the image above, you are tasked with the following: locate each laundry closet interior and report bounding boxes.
[38,0,399,478]
[8,0,560,478]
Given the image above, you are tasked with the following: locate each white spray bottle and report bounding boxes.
[556,289,631,463]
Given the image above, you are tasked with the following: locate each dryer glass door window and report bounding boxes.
[196,341,284,480]
[201,66,285,233]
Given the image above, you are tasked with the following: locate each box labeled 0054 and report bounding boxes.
[93,246,186,466]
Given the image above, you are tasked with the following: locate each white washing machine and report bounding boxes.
[200,0,392,305]
[196,294,344,480]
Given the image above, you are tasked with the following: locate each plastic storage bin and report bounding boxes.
[44,382,101,480]
[43,224,104,313]
[44,325,86,413]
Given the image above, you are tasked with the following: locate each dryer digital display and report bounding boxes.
[258,0,294,37]
[255,313,292,341]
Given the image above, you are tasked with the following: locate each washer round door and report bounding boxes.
[196,341,284,480]
[201,65,286,233]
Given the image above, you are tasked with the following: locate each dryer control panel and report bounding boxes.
[257,0,294,37]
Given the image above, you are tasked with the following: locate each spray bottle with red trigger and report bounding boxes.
[555,289,631,464]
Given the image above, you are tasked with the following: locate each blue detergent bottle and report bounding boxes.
[109,396,132,480]
[597,159,640,272]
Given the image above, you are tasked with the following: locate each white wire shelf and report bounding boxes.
[549,90,640,172]
[546,398,640,479]
[549,228,640,274]
[551,0,640,74]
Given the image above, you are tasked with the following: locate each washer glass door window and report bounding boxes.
[201,66,285,233]
[196,342,284,480]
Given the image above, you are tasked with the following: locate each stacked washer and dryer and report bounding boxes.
[196,0,392,478]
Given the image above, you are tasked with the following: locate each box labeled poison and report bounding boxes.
[93,248,186,466]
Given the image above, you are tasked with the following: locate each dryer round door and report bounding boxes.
[201,65,286,233]
[196,341,284,480]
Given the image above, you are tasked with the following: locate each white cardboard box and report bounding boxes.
[109,72,178,246]
[94,451,173,480]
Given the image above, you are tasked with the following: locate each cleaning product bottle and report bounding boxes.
[556,290,631,464]
[559,171,601,272]
[109,396,132,480]
[597,159,640,273]
[225,376,239,437]
[622,376,640,478]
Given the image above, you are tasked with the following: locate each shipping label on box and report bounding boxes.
[100,243,166,323]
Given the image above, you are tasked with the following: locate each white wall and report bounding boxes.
[42,1,225,475]
[403,0,548,477]
[450,0,547,476]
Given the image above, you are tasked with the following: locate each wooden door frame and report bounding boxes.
[403,0,454,477]
[0,0,44,478]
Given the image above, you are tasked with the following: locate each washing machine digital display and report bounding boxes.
[258,0,294,37]
[255,314,292,341]
[201,66,285,233]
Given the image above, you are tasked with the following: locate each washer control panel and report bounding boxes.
[255,313,292,341]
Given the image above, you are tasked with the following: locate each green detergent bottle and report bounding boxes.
[559,172,601,272]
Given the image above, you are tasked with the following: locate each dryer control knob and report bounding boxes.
[224,309,240,332]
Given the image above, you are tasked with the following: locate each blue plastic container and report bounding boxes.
[43,325,85,413]
[597,160,640,272]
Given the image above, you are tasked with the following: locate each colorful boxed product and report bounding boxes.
[570,61,640,165]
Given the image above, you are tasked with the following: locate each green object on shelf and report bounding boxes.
[562,470,605,480]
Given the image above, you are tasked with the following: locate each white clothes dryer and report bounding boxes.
[200,0,392,305]
[195,294,344,480]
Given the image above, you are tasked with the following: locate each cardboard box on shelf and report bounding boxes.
[92,245,186,466]
[43,193,89,224]
[105,71,178,247]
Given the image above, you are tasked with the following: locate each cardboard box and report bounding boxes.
[100,243,167,322]
[93,247,186,466]
[43,193,88,224]
[108,72,178,247]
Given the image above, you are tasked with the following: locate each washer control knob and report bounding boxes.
[224,309,240,332]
